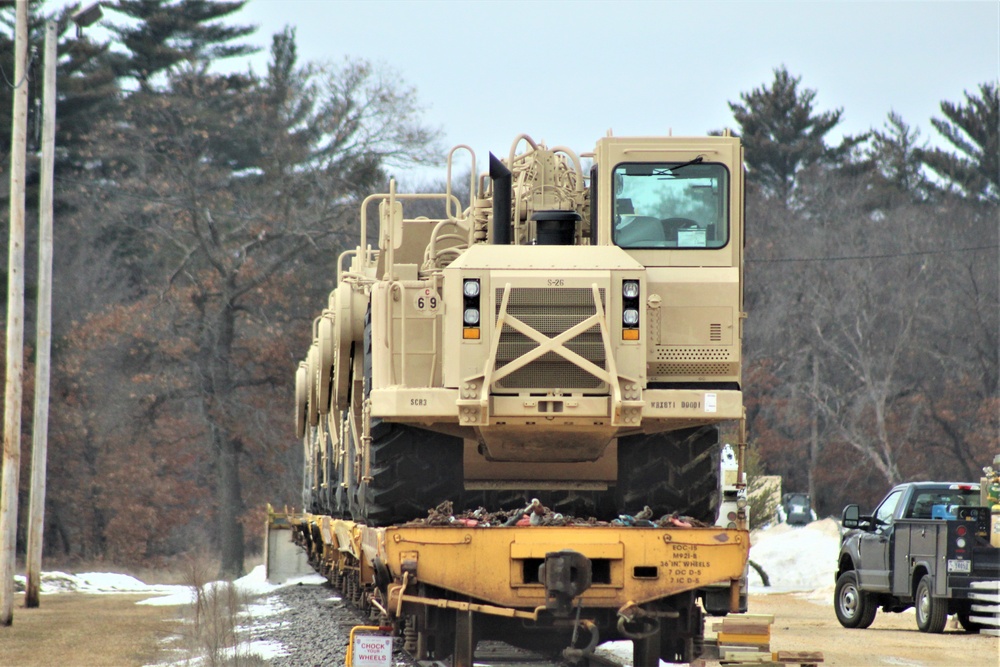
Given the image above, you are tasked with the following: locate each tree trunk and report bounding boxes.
[808,354,819,502]
[202,296,245,579]
[214,423,245,579]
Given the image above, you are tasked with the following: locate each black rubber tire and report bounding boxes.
[351,308,466,525]
[834,571,877,629]
[358,420,465,525]
[956,609,983,634]
[615,425,720,522]
[915,575,947,633]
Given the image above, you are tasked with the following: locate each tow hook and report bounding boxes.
[540,550,592,616]
[616,601,677,639]
[561,618,601,664]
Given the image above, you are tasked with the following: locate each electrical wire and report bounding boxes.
[0,45,38,89]
[747,243,999,263]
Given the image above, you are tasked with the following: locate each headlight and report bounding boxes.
[623,309,639,326]
[463,308,480,326]
[622,280,639,299]
[463,279,480,298]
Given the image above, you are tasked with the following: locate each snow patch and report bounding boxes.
[748,517,840,601]
[137,565,326,606]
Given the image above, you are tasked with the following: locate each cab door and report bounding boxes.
[857,489,902,591]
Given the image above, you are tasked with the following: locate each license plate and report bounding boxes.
[947,559,972,573]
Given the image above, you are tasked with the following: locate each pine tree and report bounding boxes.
[106,0,257,91]
[918,82,999,204]
[730,65,865,205]
[866,111,931,204]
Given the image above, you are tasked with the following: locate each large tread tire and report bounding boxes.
[353,308,465,525]
[615,425,720,522]
[915,575,947,633]
[834,571,877,629]
[358,420,464,525]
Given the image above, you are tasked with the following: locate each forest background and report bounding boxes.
[0,1,996,578]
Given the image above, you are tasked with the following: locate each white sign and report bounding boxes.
[704,393,717,413]
[352,634,393,667]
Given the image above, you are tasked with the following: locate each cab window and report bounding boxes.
[874,490,903,527]
[906,489,979,519]
[612,162,729,249]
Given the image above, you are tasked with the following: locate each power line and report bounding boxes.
[747,243,999,263]
[0,45,37,89]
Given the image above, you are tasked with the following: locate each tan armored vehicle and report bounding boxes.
[296,133,745,525]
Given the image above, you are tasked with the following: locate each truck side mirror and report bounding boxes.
[842,504,860,529]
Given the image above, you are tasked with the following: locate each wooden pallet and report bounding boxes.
[718,650,824,666]
[711,614,823,666]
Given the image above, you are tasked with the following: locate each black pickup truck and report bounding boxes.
[835,481,999,633]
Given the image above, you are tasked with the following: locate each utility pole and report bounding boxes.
[25,20,58,610]
[1,0,30,627]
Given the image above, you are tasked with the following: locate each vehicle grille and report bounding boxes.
[494,287,607,391]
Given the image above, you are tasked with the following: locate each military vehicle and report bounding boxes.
[295,132,745,526]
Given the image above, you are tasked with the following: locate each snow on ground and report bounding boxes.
[13,570,186,597]
[15,565,330,666]
[748,517,842,602]
[14,563,324,604]
[137,565,325,607]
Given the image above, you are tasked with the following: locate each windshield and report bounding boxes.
[612,162,729,249]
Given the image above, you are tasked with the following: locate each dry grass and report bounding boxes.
[1,554,270,667]
[0,592,182,667]
[159,554,267,667]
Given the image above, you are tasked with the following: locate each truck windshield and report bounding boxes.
[612,162,729,249]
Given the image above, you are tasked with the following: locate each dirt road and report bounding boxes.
[702,592,999,667]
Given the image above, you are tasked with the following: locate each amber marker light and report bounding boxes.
[622,329,639,340]
[463,328,480,340]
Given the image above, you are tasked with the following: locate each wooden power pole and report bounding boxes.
[1,0,29,627]
[25,20,58,609]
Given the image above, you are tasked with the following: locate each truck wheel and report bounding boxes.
[956,609,983,634]
[615,426,720,522]
[834,571,877,628]
[915,575,947,633]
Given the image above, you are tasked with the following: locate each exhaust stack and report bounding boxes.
[489,152,512,245]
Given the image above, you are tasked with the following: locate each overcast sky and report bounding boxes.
[225,0,1000,175]
[142,1,1000,184]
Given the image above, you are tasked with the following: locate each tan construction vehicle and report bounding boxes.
[295,132,745,527]
[287,133,748,664]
